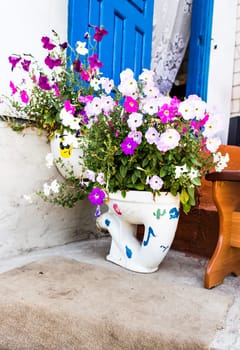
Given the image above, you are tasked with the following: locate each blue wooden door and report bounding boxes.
[186,0,214,100]
[68,0,154,84]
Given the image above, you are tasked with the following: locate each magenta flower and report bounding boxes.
[64,100,75,115]
[88,188,105,205]
[9,81,17,95]
[44,55,62,69]
[52,83,60,97]
[93,27,108,42]
[8,56,21,71]
[21,59,31,72]
[73,60,82,73]
[81,70,90,81]
[88,54,103,69]
[20,90,29,104]
[124,96,138,113]
[158,104,176,123]
[121,137,138,155]
[41,36,56,50]
[38,75,52,90]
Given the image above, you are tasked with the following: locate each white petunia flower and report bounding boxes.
[206,137,221,153]
[214,152,229,172]
[101,95,115,113]
[141,97,158,115]
[96,172,105,185]
[188,168,200,180]
[50,179,60,193]
[175,164,188,179]
[90,77,101,91]
[85,97,102,117]
[127,112,143,130]
[45,152,54,168]
[146,175,163,190]
[76,41,88,55]
[86,169,96,181]
[100,77,114,94]
[119,68,134,81]
[43,183,51,196]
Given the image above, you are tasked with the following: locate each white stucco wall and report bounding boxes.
[0,122,99,258]
[207,0,238,144]
[0,0,68,108]
[0,1,101,258]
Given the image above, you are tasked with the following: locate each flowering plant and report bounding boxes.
[81,68,229,214]
[14,28,228,215]
[2,25,108,138]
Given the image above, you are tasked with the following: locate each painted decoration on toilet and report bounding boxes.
[96,190,180,273]
[50,132,85,178]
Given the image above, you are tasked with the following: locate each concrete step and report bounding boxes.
[0,238,239,350]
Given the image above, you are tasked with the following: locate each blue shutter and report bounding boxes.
[68,0,154,84]
[186,0,214,100]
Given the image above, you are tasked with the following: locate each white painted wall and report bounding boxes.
[0,0,68,111]
[207,0,238,144]
[0,1,102,258]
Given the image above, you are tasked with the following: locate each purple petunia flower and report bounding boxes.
[120,137,138,155]
[146,175,163,190]
[60,41,68,50]
[38,75,52,90]
[8,56,21,71]
[88,188,105,205]
[21,59,31,72]
[41,36,56,50]
[44,55,62,69]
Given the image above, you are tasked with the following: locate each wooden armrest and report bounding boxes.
[205,170,240,182]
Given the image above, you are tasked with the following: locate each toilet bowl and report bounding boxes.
[97,190,180,273]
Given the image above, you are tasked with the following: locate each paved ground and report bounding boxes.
[0,237,239,349]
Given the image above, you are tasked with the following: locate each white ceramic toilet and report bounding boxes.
[97,190,180,273]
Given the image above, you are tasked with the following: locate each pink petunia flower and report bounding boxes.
[20,90,29,104]
[93,27,108,42]
[124,96,138,113]
[41,36,56,50]
[88,54,103,69]
[9,81,17,95]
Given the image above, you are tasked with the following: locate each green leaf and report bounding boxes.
[120,165,127,178]
[142,158,149,167]
[180,189,189,205]
[133,183,145,190]
[191,177,201,186]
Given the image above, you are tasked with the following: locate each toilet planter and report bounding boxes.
[96,190,180,273]
[50,132,85,179]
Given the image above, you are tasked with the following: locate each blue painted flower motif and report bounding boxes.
[105,218,110,227]
[169,207,179,219]
[125,246,132,259]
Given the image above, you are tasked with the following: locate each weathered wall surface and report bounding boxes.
[231,0,240,116]
[0,122,99,258]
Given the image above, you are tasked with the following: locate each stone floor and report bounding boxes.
[0,237,239,349]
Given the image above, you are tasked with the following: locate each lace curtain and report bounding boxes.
[151,0,192,94]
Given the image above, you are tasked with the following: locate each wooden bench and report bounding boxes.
[172,145,240,288]
[205,170,240,288]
